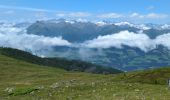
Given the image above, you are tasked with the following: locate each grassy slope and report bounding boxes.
[116,67,170,85]
[1,54,170,100]
[0,48,122,74]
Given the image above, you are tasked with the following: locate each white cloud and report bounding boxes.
[83,31,155,51]
[155,33,170,48]
[0,24,71,52]
[82,30,170,51]
[56,12,91,18]
[97,13,123,19]
[145,13,168,19]
[130,13,144,18]
[56,13,66,17]
[69,12,91,17]
[114,22,133,26]
[161,24,170,29]
[130,13,168,19]
[1,23,170,53]
[97,12,168,20]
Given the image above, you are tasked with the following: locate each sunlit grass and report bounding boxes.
[1,54,170,100]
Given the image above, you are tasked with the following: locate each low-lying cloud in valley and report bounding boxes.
[155,33,170,48]
[1,23,170,56]
[83,31,155,52]
[0,24,71,53]
[82,31,170,52]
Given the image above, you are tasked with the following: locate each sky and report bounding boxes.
[0,0,170,23]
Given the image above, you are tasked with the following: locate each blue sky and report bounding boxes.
[0,0,170,23]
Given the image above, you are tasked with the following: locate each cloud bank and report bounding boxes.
[0,24,71,52]
[82,31,170,52]
[1,23,170,54]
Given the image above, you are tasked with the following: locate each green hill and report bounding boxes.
[0,48,122,74]
[1,48,170,99]
[116,67,170,85]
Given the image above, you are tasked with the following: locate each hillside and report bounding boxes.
[117,67,170,85]
[0,47,122,74]
[1,52,170,99]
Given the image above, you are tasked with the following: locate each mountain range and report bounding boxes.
[1,19,170,71]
